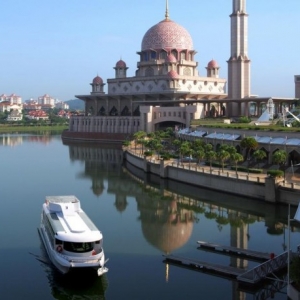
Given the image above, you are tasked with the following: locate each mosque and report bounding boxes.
[63,0,295,141]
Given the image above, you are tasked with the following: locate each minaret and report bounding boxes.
[165,0,169,20]
[227,0,250,116]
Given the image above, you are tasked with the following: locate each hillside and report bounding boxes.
[66,99,84,111]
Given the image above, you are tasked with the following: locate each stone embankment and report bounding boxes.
[124,148,300,206]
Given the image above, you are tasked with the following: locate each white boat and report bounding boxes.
[38,195,108,276]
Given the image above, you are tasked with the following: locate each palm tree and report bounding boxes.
[231,152,244,175]
[253,149,267,168]
[194,148,205,165]
[133,131,146,151]
[240,137,258,160]
[217,150,230,172]
[241,137,258,170]
[273,150,288,179]
[206,150,216,172]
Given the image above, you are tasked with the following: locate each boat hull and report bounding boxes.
[38,227,108,276]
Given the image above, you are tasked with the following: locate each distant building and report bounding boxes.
[7,110,23,121]
[0,93,22,105]
[38,94,55,107]
[295,75,300,99]
[26,110,49,120]
[23,100,42,111]
[0,101,23,113]
[55,101,69,110]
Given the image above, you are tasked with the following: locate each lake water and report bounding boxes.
[0,133,299,300]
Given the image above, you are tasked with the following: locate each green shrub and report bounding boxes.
[144,151,153,157]
[160,153,172,160]
[267,170,284,178]
[238,116,251,123]
[230,166,263,174]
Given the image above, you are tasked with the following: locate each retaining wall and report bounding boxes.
[124,150,300,205]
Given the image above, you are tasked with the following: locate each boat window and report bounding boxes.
[55,239,63,244]
[63,242,93,253]
[95,240,100,244]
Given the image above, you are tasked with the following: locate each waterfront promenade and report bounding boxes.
[124,146,300,206]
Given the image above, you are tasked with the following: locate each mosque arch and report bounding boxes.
[88,106,94,116]
[160,50,167,60]
[109,106,118,116]
[98,106,106,116]
[171,50,178,60]
[133,106,140,116]
[153,120,185,131]
[288,149,300,165]
[150,50,157,60]
[121,106,130,116]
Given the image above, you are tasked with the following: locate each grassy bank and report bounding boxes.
[0,124,68,133]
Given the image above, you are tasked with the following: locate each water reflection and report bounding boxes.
[64,141,299,253]
[38,241,108,299]
[62,142,298,299]
[0,132,61,146]
[137,194,194,254]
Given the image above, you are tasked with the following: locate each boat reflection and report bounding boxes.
[38,241,108,300]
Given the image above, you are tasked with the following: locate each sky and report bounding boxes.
[1,0,300,101]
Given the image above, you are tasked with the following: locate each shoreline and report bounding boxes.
[123,147,300,206]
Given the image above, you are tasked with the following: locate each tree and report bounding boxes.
[216,150,230,172]
[194,148,205,165]
[241,137,258,171]
[231,153,244,175]
[253,149,267,168]
[240,137,258,159]
[206,150,216,171]
[133,131,146,151]
[273,150,287,179]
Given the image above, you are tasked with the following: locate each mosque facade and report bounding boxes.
[63,0,294,140]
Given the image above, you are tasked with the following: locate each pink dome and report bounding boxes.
[116,59,126,68]
[168,70,179,79]
[166,54,177,63]
[92,75,103,84]
[207,59,219,69]
[141,19,193,51]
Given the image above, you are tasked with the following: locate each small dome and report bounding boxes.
[168,70,179,79]
[142,19,193,51]
[116,59,127,68]
[92,75,103,84]
[207,59,219,69]
[166,54,177,63]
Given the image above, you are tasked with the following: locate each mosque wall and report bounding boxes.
[70,116,140,134]
[107,77,226,96]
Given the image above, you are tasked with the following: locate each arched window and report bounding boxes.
[121,106,129,116]
[145,67,154,77]
[171,50,178,59]
[160,51,167,60]
[143,52,148,61]
[109,106,118,116]
[98,107,106,116]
